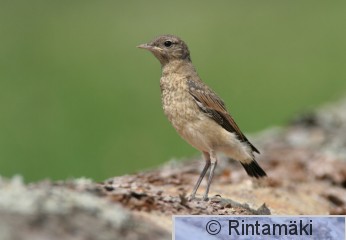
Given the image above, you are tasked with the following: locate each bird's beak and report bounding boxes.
[137,43,152,50]
[137,43,162,53]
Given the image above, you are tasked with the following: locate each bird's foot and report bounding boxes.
[188,194,196,201]
[202,194,209,201]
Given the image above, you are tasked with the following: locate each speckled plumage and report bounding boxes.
[138,35,266,200]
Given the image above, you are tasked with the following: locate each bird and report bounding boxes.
[137,34,266,201]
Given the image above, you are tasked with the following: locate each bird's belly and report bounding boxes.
[180,119,253,162]
[164,110,222,152]
[179,120,213,152]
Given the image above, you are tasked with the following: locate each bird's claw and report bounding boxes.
[202,195,209,201]
[188,194,195,201]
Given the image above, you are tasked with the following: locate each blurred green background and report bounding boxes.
[0,1,345,182]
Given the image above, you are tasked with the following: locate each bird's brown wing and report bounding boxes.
[187,79,259,153]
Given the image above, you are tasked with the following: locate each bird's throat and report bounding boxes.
[161,60,196,78]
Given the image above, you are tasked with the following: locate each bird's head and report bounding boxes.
[137,34,191,65]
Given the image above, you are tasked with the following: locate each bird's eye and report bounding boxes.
[164,40,173,48]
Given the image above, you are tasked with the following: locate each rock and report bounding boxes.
[0,176,169,240]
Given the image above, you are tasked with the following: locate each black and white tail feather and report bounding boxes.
[241,159,267,178]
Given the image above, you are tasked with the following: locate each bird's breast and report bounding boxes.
[160,75,200,131]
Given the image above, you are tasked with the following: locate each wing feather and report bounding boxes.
[187,79,259,153]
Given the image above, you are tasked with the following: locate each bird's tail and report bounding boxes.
[240,159,267,178]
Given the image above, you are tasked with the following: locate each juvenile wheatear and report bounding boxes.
[138,34,266,201]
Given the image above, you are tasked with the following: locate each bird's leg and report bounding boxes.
[188,152,210,201]
[202,151,217,201]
